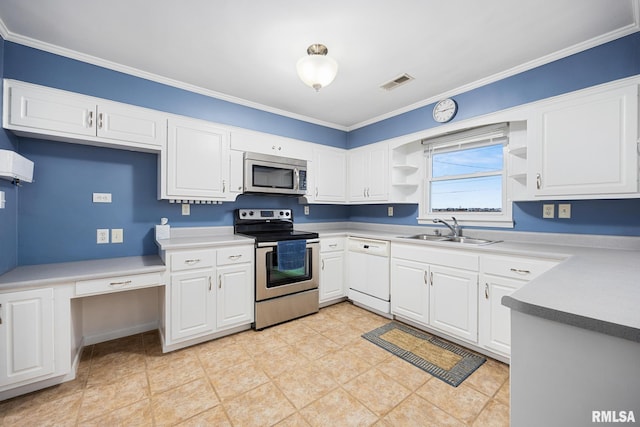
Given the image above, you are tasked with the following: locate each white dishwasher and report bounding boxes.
[347,237,391,315]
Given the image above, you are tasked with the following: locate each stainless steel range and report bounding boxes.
[234,209,319,329]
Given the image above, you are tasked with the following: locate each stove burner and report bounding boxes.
[234,208,318,243]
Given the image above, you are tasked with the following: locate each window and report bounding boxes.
[420,124,513,227]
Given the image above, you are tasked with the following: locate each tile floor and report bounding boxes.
[0,301,510,426]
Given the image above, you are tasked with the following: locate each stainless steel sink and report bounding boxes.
[400,234,450,241]
[399,234,499,245]
[443,236,499,245]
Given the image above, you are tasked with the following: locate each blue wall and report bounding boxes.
[348,33,640,147]
[3,33,640,268]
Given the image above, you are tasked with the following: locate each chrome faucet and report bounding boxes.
[433,217,461,237]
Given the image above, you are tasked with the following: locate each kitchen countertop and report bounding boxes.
[2,223,639,343]
[0,255,166,291]
[305,223,640,343]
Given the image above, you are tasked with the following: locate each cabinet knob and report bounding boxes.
[87,110,94,128]
[485,283,489,299]
[536,173,542,190]
[218,274,222,289]
[510,268,531,275]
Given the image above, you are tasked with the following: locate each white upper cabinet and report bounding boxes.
[3,79,166,152]
[230,128,313,161]
[312,146,347,203]
[348,143,388,202]
[160,117,233,201]
[528,83,639,198]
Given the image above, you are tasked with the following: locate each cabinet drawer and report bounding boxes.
[321,238,345,252]
[481,254,559,280]
[392,243,478,271]
[217,245,253,266]
[171,250,216,272]
[76,272,163,296]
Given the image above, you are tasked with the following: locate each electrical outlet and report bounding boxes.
[304,205,310,215]
[97,229,109,244]
[0,191,5,209]
[92,192,112,203]
[182,203,190,216]
[543,204,555,218]
[112,228,123,243]
[388,206,394,216]
[558,203,571,219]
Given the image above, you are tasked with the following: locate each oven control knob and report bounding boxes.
[285,211,290,216]
[249,211,254,216]
[241,211,247,217]
[279,211,284,216]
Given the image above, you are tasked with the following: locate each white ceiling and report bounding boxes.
[0,0,637,130]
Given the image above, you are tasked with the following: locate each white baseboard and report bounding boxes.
[83,321,159,346]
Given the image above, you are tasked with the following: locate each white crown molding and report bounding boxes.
[348,11,640,131]
[0,5,637,133]
[0,18,348,132]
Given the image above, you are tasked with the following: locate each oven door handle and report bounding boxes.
[257,238,319,248]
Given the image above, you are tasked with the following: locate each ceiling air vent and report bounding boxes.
[380,73,414,91]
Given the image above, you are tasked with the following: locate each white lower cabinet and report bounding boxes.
[0,288,55,387]
[163,244,254,350]
[170,269,216,341]
[429,265,478,343]
[478,254,560,358]
[319,237,346,304]
[390,258,429,325]
[216,263,253,330]
[391,243,479,344]
[478,275,523,356]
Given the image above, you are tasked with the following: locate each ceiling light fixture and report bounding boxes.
[296,44,338,92]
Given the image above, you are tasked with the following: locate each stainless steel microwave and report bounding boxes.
[243,152,307,196]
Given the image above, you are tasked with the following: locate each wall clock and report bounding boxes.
[433,98,457,123]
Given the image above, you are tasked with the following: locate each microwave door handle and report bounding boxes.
[294,168,299,191]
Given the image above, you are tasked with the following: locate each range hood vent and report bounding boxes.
[380,73,414,91]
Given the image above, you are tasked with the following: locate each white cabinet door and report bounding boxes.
[319,251,346,303]
[348,149,368,202]
[313,147,347,202]
[163,117,230,200]
[479,275,523,357]
[367,145,389,200]
[216,263,254,330]
[529,84,638,197]
[0,288,55,387]
[390,258,429,325]
[348,144,388,202]
[429,265,478,343]
[97,103,166,148]
[170,270,215,341]
[7,82,96,137]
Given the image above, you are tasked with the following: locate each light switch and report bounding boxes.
[112,228,123,243]
[558,203,571,219]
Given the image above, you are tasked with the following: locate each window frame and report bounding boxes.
[418,125,514,228]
